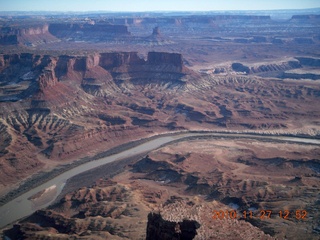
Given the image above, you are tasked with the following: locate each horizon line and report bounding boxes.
[0,7,320,14]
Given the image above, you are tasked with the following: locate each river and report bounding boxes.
[0,132,319,229]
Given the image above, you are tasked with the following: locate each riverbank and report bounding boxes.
[54,132,320,205]
[0,131,173,207]
[0,130,320,230]
[1,130,319,208]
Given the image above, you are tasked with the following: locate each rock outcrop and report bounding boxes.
[295,57,320,67]
[152,27,161,36]
[99,52,145,69]
[146,212,200,240]
[147,52,183,68]
[231,59,302,75]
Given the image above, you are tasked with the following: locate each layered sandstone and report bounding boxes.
[0,21,130,46]
[0,51,189,191]
[48,22,130,41]
[0,24,58,46]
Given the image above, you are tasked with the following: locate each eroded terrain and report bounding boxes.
[4,137,319,239]
[0,10,320,239]
[0,50,319,197]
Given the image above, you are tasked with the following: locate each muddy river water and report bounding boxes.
[1,132,319,229]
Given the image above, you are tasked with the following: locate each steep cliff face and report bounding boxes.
[0,34,18,45]
[281,71,320,80]
[0,54,59,99]
[115,15,271,26]
[291,15,320,20]
[98,51,184,71]
[0,24,58,46]
[249,60,302,74]
[230,59,302,75]
[0,51,191,190]
[48,22,130,41]
[0,22,130,46]
[295,57,320,67]
[152,27,161,36]
[0,51,187,102]
[99,52,145,69]
[0,54,21,71]
[38,69,58,91]
[147,52,183,68]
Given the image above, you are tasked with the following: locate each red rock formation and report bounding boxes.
[38,69,58,91]
[99,52,145,69]
[147,52,183,68]
[0,24,58,46]
[0,50,191,189]
[0,21,130,45]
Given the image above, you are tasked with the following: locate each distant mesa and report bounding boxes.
[0,22,131,46]
[48,22,131,40]
[0,24,58,46]
[291,14,320,20]
[1,14,319,46]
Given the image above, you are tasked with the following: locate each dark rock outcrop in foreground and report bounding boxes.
[146,212,200,240]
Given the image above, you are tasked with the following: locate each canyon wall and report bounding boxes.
[1,14,319,46]
[0,51,188,188]
[48,22,130,40]
[0,22,130,46]
[110,15,271,25]
[0,24,58,46]
[147,52,183,68]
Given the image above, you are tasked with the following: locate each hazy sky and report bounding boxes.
[1,0,320,12]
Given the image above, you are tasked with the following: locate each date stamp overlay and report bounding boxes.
[212,209,308,220]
